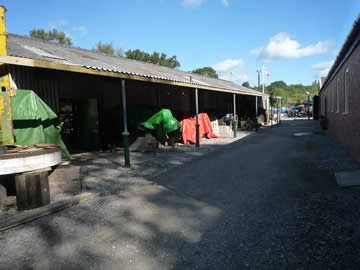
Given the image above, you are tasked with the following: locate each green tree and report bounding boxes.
[93,41,115,55]
[125,49,180,69]
[30,28,72,46]
[191,67,218,78]
[269,80,287,89]
[272,87,287,105]
[264,80,319,107]
[242,81,250,88]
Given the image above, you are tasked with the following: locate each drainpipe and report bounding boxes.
[233,94,237,137]
[195,88,200,147]
[0,6,14,146]
[121,79,130,167]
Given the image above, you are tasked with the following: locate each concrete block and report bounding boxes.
[335,170,360,187]
[211,120,220,136]
[217,126,234,137]
[130,132,159,152]
[49,165,82,199]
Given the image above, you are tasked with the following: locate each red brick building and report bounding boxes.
[319,16,360,163]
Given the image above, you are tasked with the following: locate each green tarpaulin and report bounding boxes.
[138,109,181,144]
[12,90,70,159]
[109,105,181,144]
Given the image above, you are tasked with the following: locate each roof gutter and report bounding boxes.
[0,55,263,97]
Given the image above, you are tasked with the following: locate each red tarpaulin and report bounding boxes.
[180,113,223,144]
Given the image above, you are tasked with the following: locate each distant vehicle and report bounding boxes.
[296,105,312,117]
[286,106,298,117]
[285,105,311,117]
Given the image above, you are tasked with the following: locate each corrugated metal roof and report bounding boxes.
[7,33,262,96]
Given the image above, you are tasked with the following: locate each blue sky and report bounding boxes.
[2,0,359,86]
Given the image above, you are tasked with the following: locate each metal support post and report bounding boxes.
[121,79,130,167]
[279,98,281,125]
[308,95,310,120]
[277,99,280,127]
[270,103,272,128]
[255,96,258,116]
[195,88,200,147]
[233,94,237,137]
[0,6,14,146]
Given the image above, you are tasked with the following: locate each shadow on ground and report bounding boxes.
[1,119,360,269]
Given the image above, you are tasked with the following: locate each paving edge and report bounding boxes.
[0,192,97,232]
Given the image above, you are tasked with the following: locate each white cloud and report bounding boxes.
[212,58,249,83]
[213,58,244,73]
[312,60,334,78]
[48,20,67,30]
[183,0,228,7]
[251,32,332,61]
[72,26,88,36]
[221,0,229,6]
[223,73,250,83]
[332,49,340,55]
[183,0,206,7]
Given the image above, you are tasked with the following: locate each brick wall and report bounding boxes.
[320,43,360,163]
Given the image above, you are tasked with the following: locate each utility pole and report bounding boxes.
[256,70,261,91]
[262,65,265,95]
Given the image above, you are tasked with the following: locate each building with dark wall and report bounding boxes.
[1,33,266,151]
[319,16,360,163]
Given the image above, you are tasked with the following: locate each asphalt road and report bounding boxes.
[1,119,360,269]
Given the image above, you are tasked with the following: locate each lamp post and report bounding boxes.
[306,91,310,120]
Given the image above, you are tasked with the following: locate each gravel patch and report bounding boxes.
[1,119,360,269]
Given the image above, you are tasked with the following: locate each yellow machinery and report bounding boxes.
[0,5,14,146]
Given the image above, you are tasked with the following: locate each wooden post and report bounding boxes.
[15,169,51,210]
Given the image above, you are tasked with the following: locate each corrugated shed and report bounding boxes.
[7,33,261,96]
[9,65,59,113]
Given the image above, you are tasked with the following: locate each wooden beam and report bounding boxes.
[0,192,96,232]
[0,55,263,97]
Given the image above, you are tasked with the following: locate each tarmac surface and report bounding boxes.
[1,118,360,269]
